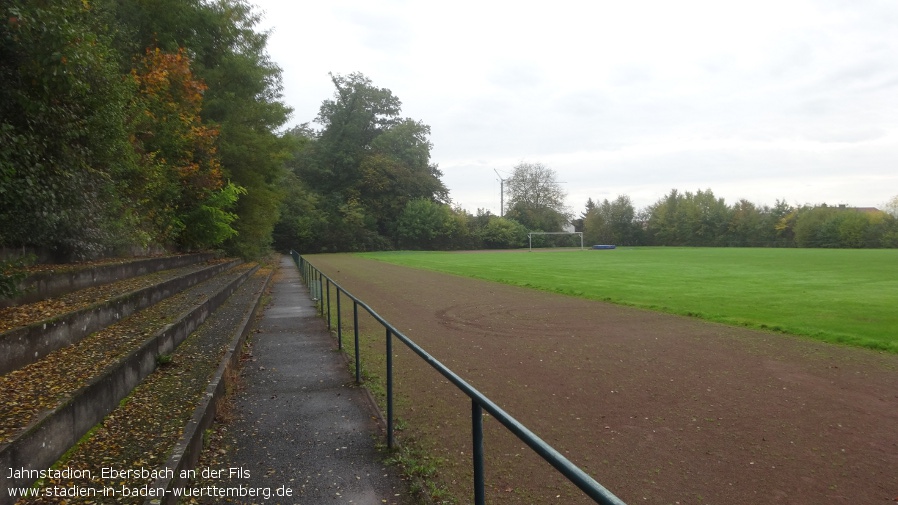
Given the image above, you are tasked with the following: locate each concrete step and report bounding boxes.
[0,258,240,375]
[6,266,273,505]
[1,253,217,308]
[0,263,258,502]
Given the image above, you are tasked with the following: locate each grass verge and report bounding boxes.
[317,291,459,505]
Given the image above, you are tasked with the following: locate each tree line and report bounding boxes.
[581,189,898,248]
[278,129,898,251]
[3,1,895,262]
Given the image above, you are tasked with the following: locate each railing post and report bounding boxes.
[353,301,361,384]
[336,289,342,350]
[386,328,394,450]
[325,278,331,331]
[473,401,485,505]
[317,272,323,315]
[307,263,312,291]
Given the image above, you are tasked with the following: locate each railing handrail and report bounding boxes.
[290,251,626,505]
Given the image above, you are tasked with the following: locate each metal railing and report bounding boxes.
[291,251,626,505]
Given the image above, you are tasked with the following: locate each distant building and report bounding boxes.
[845,206,883,215]
[834,205,886,217]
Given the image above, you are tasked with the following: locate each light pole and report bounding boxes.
[494,168,507,217]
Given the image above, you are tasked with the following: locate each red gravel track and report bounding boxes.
[308,254,898,505]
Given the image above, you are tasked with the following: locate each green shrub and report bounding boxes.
[0,254,34,299]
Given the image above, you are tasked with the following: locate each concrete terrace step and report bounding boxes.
[9,266,273,505]
[1,253,217,308]
[0,258,240,375]
[0,263,257,501]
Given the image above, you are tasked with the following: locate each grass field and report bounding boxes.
[358,247,898,352]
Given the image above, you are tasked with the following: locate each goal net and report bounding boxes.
[527,232,584,251]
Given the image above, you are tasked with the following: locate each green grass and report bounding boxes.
[358,247,898,353]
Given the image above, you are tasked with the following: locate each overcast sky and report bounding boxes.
[249,0,898,215]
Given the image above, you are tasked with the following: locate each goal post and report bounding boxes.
[527,232,584,252]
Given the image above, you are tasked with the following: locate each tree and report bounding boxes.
[645,189,684,245]
[129,47,227,247]
[884,195,898,219]
[572,198,596,233]
[504,161,569,231]
[791,205,828,247]
[272,132,327,253]
[645,189,729,246]
[196,0,292,258]
[310,72,403,194]
[582,203,606,245]
[764,199,794,247]
[1,0,139,259]
[179,181,246,250]
[1,0,292,259]
[727,199,764,247]
[396,199,453,250]
[583,195,636,246]
[283,72,448,250]
[103,0,293,258]
[879,213,898,248]
[605,195,637,245]
[359,119,448,237]
[834,211,871,248]
[478,217,528,249]
[688,189,730,246]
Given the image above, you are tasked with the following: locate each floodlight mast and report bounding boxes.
[494,168,507,217]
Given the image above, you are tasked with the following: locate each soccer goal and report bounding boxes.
[527,232,584,251]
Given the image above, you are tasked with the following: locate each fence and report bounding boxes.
[290,251,626,505]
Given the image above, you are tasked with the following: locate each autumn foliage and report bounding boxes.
[132,48,223,195]
[128,47,233,248]
[0,0,287,260]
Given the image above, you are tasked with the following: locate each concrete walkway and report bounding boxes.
[223,256,409,504]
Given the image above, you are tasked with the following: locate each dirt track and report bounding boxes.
[308,253,898,505]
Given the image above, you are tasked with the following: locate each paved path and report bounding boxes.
[223,256,409,504]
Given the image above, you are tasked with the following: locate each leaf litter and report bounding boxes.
[0,259,231,334]
[0,262,256,444]
[14,266,270,504]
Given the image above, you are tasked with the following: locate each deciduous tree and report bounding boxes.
[478,217,528,249]
[105,0,293,258]
[583,195,637,246]
[396,199,453,250]
[130,47,226,246]
[645,189,729,246]
[884,195,898,219]
[504,162,569,231]
[1,0,138,259]
[283,73,448,250]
